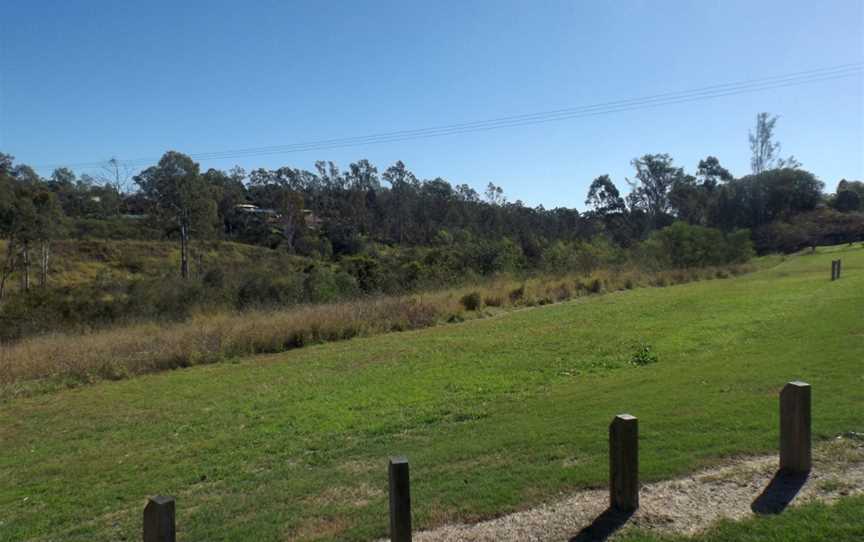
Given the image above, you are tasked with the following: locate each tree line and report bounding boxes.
[1,112,862,294]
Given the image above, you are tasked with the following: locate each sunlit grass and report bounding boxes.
[0,245,860,541]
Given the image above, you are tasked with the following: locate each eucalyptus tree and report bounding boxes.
[134,151,216,279]
[749,113,800,174]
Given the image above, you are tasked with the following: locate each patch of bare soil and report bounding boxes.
[411,435,864,541]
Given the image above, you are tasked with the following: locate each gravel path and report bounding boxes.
[409,435,864,542]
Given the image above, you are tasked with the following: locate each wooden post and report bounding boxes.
[831,260,837,281]
[144,496,176,542]
[389,457,412,542]
[780,382,811,473]
[837,259,841,279]
[609,414,639,511]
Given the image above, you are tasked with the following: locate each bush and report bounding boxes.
[508,285,525,302]
[304,266,359,303]
[236,272,305,309]
[645,222,754,268]
[460,291,482,311]
[631,343,659,366]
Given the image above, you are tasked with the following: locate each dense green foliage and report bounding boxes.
[1,246,861,540]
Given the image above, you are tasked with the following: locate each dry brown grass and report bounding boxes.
[0,263,753,398]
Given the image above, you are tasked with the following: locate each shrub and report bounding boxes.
[460,291,482,311]
[645,222,755,268]
[304,266,359,303]
[631,343,659,366]
[202,267,225,289]
[236,272,305,309]
[508,285,525,302]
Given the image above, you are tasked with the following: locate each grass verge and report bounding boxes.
[0,246,860,541]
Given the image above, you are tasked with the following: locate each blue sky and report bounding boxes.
[2,0,862,208]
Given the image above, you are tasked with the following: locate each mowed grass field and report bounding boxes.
[0,246,862,541]
[623,495,864,542]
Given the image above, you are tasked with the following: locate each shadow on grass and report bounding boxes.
[569,507,634,542]
[751,469,809,515]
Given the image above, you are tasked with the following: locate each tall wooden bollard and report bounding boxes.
[780,382,811,473]
[831,260,837,281]
[837,259,842,279]
[143,496,176,542]
[388,457,412,542]
[609,414,639,511]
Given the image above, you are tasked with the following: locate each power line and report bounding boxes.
[35,62,864,171]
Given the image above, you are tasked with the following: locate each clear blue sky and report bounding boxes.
[2,0,862,208]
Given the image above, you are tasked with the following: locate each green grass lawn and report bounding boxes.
[623,495,864,542]
[0,246,862,541]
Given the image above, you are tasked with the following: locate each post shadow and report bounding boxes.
[750,469,809,515]
[569,507,634,542]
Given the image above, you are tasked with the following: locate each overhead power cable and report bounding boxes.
[35,62,864,171]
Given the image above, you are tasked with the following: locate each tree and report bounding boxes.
[626,154,684,229]
[585,175,625,215]
[31,189,64,287]
[0,163,18,300]
[834,189,861,212]
[272,188,305,253]
[5,184,38,292]
[382,161,419,242]
[696,156,732,188]
[749,112,800,174]
[0,153,13,176]
[668,174,705,225]
[730,168,824,229]
[834,179,864,212]
[97,157,135,194]
[134,151,216,279]
[0,168,60,293]
[204,167,248,236]
[484,182,505,205]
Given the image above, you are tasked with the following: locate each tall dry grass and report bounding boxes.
[0,263,753,397]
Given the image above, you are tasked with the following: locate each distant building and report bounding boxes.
[234,204,321,229]
[234,203,279,222]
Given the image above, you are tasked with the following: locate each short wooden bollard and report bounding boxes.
[609,414,639,511]
[780,382,811,473]
[388,457,412,542]
[143,496,176,542]
[837,259,842,279]
[831,260,838,280]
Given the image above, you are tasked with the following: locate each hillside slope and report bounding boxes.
[0,239,302,290]
[0,246,861,541]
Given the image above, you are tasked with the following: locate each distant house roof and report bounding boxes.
[235,203,278,215]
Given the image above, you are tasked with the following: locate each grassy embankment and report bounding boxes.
[0,240,761,397]
[0,245,861,540]
[0,239,295,289]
